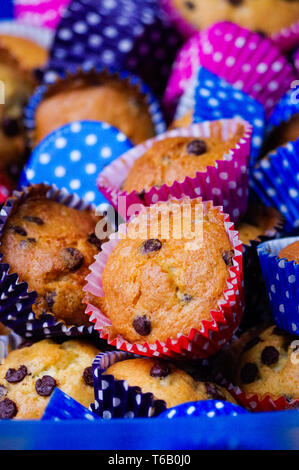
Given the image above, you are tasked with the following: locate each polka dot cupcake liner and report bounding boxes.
[46,0,182,99]
[294,49,299,77]
[90,350,167,419]
[42,388,99,421]
[0,172,12,205]
[257,237,299,337]
[199,22,295,117]
[84,199,244,360]
[266,87,299,136]
[160,399,248,419]
[251,139,299,234]
[174,67,266,166]
[0,183,96,340]
[20,120,134,209]
[97,118,252,225]
[14,0,71,30]
[25,67,166,152]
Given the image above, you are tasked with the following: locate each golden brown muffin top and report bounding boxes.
[122,122,244,193]
[278,241,299,264]
[235,325,299,401]
[0,339,99,419]
[105,357,236,408]
[237,205,283,246]
[97,198,235,344]
[34,71,156,146]
[1,191,105,326]
[0,36,48,70]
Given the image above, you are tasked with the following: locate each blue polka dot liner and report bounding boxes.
[251,138,299,233]
[42,388,100,421]
[90,350,167,419]
[266,86,299,135]
[258,237,299,337]
[25,67,166,151]
[0,183,96,340]
[159,400,248,419]
[20,120,133,209]
[46,0,182,98]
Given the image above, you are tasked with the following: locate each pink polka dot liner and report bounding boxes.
[83,198,244,360]
[97,118,252,225]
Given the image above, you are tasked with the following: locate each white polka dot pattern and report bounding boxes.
[42,388,99,421]
[160,400,247,419]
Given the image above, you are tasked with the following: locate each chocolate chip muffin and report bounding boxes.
[97,198,236,344]
[0,339,99,419]
[0,35,48,71]
[237,205,283,246]
[278,240,299,264]
[172,0,299,36]
[0,185,106,327]
[235,325,299,402]
[122,121,244,193]
[264,114,299,153]
[34,69,156,146]
[105,357,236,408]
[0,46,35,176]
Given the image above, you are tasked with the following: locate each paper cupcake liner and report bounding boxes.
[84,199,244,360]
[257,237,299,337]
[0,183,96,340]
[271,21,299,53]
[46,0,182,99]
[175,67,266,166]
[294,49,299,77]
[159,0,196,39]
[0,172,12,205]
[239,206,285,333]
[160,400,248,419]
[14,0,71,30]
[90,350,167,418]
[25,67,166,151]
[199,22,295,117]
[251,139,299,234]
[266,88,299,135]
[42,388,99,421]
[97,118,252,225]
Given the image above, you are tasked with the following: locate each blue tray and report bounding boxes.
[1,411,299,450]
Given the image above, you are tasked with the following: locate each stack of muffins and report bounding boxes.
[0,0,298,421]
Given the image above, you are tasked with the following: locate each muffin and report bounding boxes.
[234,325,299,403]
[96,197,237,344]
[278,240,299,264]
[0,339,99,419]
[172,0,299,37]
[0,185,106,327]
[264,114,299,154]
[0,35,48,70]
[122,121,244,193]
[33,69,156,146]
[0,47,35,176]
[237,205,283,247]
[105,357,236,408]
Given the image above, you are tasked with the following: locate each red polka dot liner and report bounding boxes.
[0,184,95,340]
[84,199,244,360]
[91,350,167,418]
[97,118,252,225]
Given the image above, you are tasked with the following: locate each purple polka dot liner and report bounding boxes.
[160,1,299,52]
[97,118,252,225]
[90,350,167,418]
[0,183,96,340]
[84,199,244,360]
[251,138,299,234]
[258,237,299,338]
[25,67,166,151]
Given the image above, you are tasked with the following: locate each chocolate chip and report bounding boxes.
[61,247,84,271]
[132,315,152,336]
[137,190,146,201]
[23,215,44,225]
[222,250,234,267]
[45,292,56,309]
[243,337,262,353]
[226,0,243,5]
[254,30,267,38]
[19,237,37,249]
[272,326,286,336]
[240,363,259,384]
[5,365,28,384]
[205,382,226,401]
[0,398,17,419]
[0,385,7,399]
[261,346,279,366]
[2,118,20,137]
[141,239,162,254]
[150,362,171,378]
[87,233,102,251]
[82,367,93,386]
[182,294,192,302]
[35,375,56,396]
[184,1,195,9]
[186,140,207,156]
[8,225,27,237]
